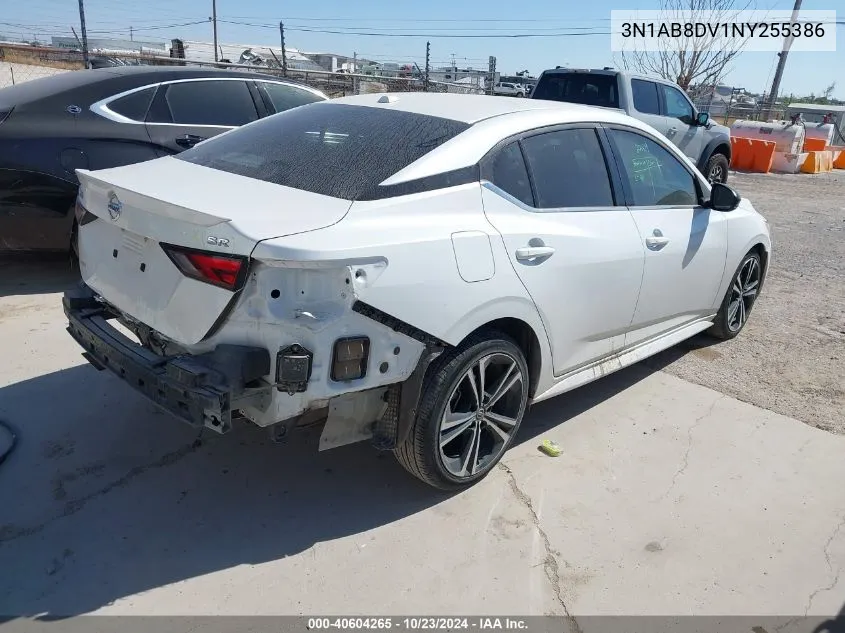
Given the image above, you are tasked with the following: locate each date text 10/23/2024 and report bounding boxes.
[307,618,530,630]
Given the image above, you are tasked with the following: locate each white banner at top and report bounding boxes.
[610,9,837,52]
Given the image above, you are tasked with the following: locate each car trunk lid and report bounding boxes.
[75,157,352,345]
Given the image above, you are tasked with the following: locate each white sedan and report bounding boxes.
[65,93,771,490]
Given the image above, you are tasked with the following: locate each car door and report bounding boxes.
[604,126,728,348]
[253,80,327,114]
[659,83,705,161]
[481,126,645,376]
[144,79,260,154]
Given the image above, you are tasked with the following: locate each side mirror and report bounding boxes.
[696,112,710,126]
[708,182,741,211]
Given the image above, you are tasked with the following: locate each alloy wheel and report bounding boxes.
[727,256,760,332]
[708,164,725,183]
[437,352,526,479]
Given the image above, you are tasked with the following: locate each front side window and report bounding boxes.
[520,128,614,209]
[661,85,694,123]
[257,82,324,114]
[175,102,469,200]
[609,128,698,207]
[486,142,533,206]
[148,80,259,126]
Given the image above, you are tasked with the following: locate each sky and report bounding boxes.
[1,0,842,98]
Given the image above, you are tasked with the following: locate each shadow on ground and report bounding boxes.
[0,256,78,298]
[0,342,685,617]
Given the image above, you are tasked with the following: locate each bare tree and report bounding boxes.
[617,0,755,90]
[820,81,836,103]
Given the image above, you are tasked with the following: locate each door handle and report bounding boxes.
[645,227,670,250]
[175,134,206,148]
[645,236,669,249]
[515,246,555,261]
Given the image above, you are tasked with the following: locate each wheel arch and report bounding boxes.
[749,241,770,293]
[697,138,732,172]
[441,298,554,400]
[464,317,543,399]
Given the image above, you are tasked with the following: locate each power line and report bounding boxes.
[218,15,613,23]
[217,19,611,38]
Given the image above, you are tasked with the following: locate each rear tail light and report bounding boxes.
[161,244,248,291]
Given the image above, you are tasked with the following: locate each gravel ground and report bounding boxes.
[647,169,845,435]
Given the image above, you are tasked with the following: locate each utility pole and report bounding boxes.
[353,51,358,94]
[211,0,219,63]
[424,41,430,91]
[279,21,287,76]
[77,0,89,68]
[764,0,802,121]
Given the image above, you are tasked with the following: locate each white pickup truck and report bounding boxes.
[531,67,733,183]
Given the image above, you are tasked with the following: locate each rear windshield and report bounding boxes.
[175,102,470,200]
[532,72,619,109]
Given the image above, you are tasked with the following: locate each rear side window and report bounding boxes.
[631,79,660,115]
[257,82,324,113]
[148,80,259,126]
[175,102,470,200]
[532,73,619,109]
[108,86,156,121]
[520,128,614,208]
[486,142,533,206]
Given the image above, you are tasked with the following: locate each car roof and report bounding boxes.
[537,67,682,88]
[327,91,614,125]
[319,92,681,187]
[0,65,306,107]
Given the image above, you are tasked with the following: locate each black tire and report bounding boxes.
[394,331,530,490]
[704,152,729,184]
[708,250,762,340]
[69,219,79,269]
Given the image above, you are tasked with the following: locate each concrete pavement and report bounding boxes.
[0,267,843,618]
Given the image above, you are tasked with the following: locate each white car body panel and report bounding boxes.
[251,184,555,398]
[70,93,771,447]
[624,205,729,347]
[481,184,645,376]
[76,159,352,345]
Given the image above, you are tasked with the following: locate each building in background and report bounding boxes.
[51,36,165,53]
[179,40,324,71]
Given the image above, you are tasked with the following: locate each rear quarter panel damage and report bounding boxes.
[251,184,555,398]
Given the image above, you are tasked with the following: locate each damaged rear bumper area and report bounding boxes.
[63,284,272,434]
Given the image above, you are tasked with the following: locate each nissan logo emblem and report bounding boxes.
[107,192,122,220]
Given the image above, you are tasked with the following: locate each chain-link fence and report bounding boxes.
[0,42,488,96]
[690,86,786,127]
[0,44,80,88]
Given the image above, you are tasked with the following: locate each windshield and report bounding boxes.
[175,102,470,200]
[532,72,620,109]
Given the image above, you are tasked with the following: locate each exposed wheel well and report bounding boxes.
[711,143,731,158]
[466,318,542,399]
